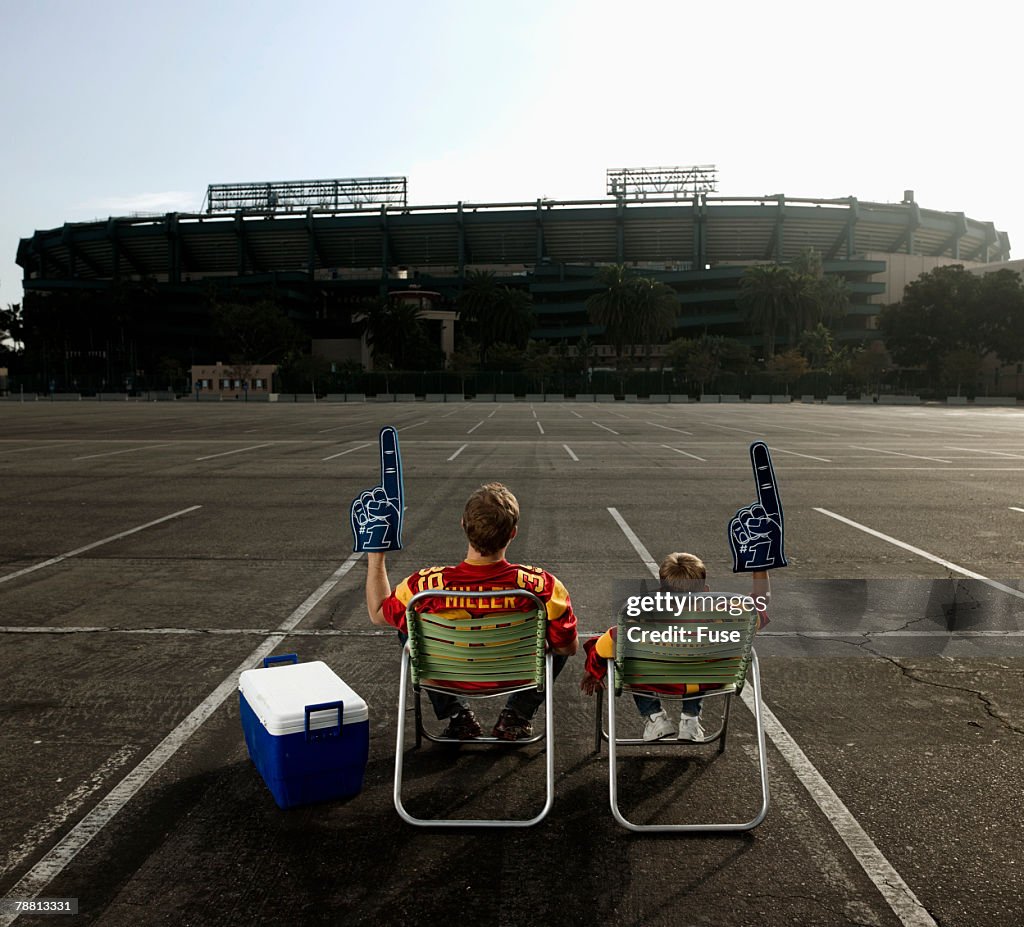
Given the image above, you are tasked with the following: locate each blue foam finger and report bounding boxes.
[728,442,787,572]
[349,425,405,553]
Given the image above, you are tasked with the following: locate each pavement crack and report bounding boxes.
[830,634,1024,735]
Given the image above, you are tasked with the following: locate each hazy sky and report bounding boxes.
[2,0,1021,312]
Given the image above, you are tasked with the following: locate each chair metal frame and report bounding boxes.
[600,607,770,832]
[394,588,555,827]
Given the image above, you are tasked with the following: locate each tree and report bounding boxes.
[282,353,332,394]
[941,349,982,397]
[663,335,743,397]
[361,297,441,371]
[850,344,891,395]
[738,263,791,359]
[786,249,850,344]
[586,264,637,368]
[798,322,835,370]
[1,303,24,350]
[630,277,678,369]
[212,300,303,364]
[447,338,480,375]
[457,271,535,360]
[976,269,1024,363]
[767,349,809,395]
[878,264,1003,385]
[574,334,595,383]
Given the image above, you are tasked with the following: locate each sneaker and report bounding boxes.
[492,707,534,741]
[678,713,706,742]
[642,709,676,741]
[441,708,482,740]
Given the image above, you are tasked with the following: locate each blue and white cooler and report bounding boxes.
[239,654,369,809]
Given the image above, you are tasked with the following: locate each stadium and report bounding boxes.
[12,170,1016,394]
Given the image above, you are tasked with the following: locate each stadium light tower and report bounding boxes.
[203,177,408,213]
[607,165,718,199]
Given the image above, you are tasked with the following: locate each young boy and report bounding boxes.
[581,552,769,741]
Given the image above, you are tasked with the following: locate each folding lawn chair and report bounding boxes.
[394,588,555,827]
[595,603,770,832]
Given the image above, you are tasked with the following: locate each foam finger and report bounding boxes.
[750,442,781,517]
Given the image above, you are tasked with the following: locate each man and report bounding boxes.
[366,482,578,740]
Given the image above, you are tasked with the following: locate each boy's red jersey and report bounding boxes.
[381,558,578,652]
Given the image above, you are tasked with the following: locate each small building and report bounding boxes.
[190,362,277,399]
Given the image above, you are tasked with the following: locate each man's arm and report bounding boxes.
[366,552,392,626]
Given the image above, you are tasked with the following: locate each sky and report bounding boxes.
[2,0,1022,313]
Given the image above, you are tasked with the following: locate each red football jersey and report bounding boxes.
[381,558,578,651]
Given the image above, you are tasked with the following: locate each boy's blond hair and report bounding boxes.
[659,552,707,592]
[462,482,519,556]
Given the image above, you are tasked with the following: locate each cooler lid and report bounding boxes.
[239,660,368,736]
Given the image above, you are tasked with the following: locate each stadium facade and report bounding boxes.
[14,190,1012,385]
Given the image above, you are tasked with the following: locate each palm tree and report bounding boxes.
[361,297,429,369]
[631,277,678,369]
[457,271,534,360]
[738,263,792,359]
[490,286,535,350]
[586,264,636,368]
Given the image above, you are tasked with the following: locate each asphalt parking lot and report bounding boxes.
[1,399,1023,926]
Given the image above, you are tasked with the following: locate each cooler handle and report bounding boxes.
[263,653,299,668]
[305,700,344,742]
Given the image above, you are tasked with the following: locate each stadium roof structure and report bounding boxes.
[17,194,1010,287]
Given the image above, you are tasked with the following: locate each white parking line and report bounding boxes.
[646,421,693,435]
[439,408,463,418]
[737,688,937,927]
[318,418,371,433]
[1011,507,1024,514]
[700,420,767,437]
[608,506,937,927]
[569,410,583,419]
[487,407,501,418]
[397,420,428,432]
[448,444,467,461]
[606,507,658,573]
[1,745,136,877]
[195,443,275,461]
[563,445,579,461]
[0,506,202,586]
[73,443,174,461]
[848,445,952,464]
[592,421,620,435]
[660,444,706,461]
[768,446,831,463]
[815,508,1024,602]
[0,552,364,926]
[943,446,1024,459]
[468,420,485,434]
[536,420,545,434]
[322,442,372,461]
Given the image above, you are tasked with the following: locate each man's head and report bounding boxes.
[462,482,519,556]
[659,552,708,592]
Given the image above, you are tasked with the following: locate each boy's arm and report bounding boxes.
[752,570,770,606]
[579,630,615,694]
[366,552,392,626]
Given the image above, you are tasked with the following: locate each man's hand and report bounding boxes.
[580,673,606,696]
[350,426,404,552]
[729,442,788,572]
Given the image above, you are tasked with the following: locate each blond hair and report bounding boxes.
[659,552,707,592]
[462,482,519,556]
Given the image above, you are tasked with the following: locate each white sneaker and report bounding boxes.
[678,714,706,741]
[642,709,676,741]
